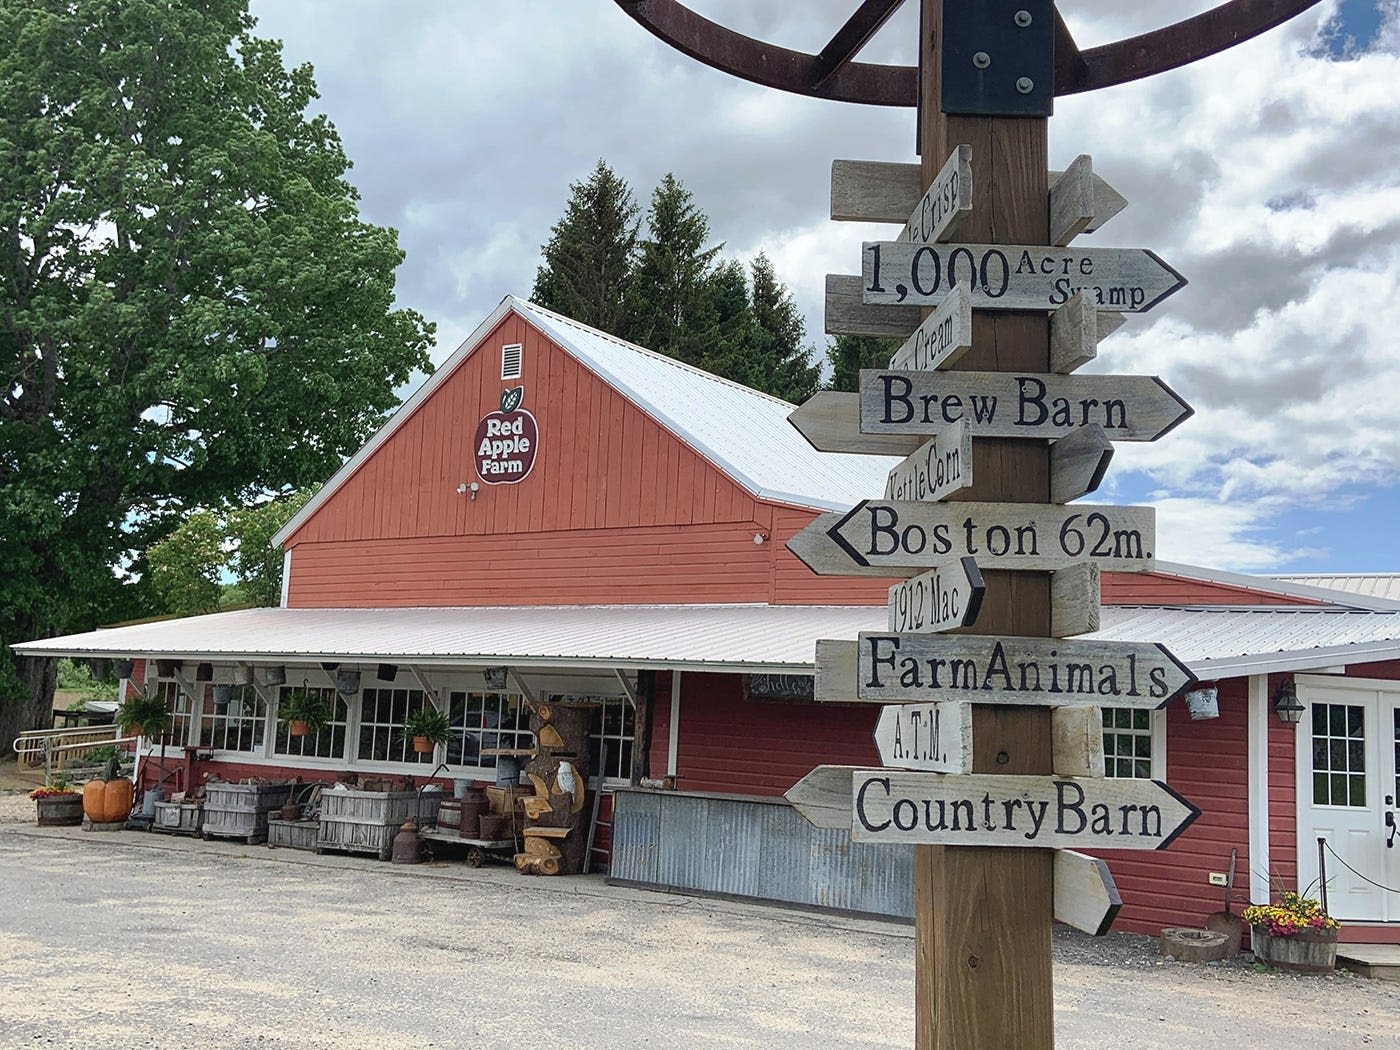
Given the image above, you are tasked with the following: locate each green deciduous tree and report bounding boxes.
[532,159,640,333]
[146,510,225,618]
[0,0,434,744]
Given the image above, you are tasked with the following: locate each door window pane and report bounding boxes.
[1311,702,1365,807]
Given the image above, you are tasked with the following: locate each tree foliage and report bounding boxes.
[532,163,821,401]
[0,0,434,742]
[146,511,225,617]
[825,335,900,392]
[531,159,639,334]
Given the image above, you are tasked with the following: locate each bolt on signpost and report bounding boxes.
[612,1,1325,1047]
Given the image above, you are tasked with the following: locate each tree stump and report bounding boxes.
[512,701,597,875]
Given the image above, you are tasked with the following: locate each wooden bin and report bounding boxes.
[316,789,425,861]
[201,783,296,845]
[267,818,320,851]
[152,801,204,836]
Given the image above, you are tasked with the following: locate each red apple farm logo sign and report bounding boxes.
[474,386,538,484]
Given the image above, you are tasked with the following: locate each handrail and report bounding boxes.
[12,725,140,780]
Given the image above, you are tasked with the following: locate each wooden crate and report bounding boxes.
[316,789,427,860]
[202,782,296,844]
[151,802,203,836]
[267,818,319,851]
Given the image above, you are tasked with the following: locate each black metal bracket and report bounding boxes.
[941,1,1054,117]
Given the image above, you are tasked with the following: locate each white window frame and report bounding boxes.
[1101,706,1166,780]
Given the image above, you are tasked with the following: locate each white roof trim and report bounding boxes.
[1187,639,1400,679]
[1152,560,1400,612]
[273,297,518,547]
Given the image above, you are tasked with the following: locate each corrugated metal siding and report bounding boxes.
[287,313,759,550]
[609,789,914,918]
[660,672,882,796]
[1101,572,1323,607]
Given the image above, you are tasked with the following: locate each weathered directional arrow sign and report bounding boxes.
[1050,426,1114,504]
[788,500,1156,575]
[887,286,972,372]
[859,370,1192,442]
[848,771,1199,850]
[885,419,971,502]
[861,241,1187,313]
[854,634,1196,708]
[783,767,1124,934]
[899,145,972,245]
[789,391,922,457]
[1054,850,1122,936]
[888,557,985,634]
[874,702,973,773]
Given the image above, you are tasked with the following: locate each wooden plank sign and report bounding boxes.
[900,145,972,245]
[1054,850,1122,936]
[787,500,1156,575]
[885,419,971,502]
[861,241,1187,313]
[853,633,1196,708]
[783,767,1123,935]
[887,286,972,371]
[788,391,922,457]
[874,702,973,773]
[859,369,1192,442]
[888,557,985,634]
[849,771,1199,850]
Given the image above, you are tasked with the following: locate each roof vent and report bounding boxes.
[501,343,523,380]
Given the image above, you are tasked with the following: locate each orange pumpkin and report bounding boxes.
[83,757,134,824]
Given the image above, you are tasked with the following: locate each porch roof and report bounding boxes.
[16,602,1400,681]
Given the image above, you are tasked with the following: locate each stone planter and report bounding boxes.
[35,794,84,826]
[1251,925,1338,973]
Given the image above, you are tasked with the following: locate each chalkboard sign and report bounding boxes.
[745,674,815,702]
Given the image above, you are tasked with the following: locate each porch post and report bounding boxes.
[1247,673,1271,905]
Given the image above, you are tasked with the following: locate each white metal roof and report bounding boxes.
[12,604,888,674]
[1271,574,1400,603]
[21,601,1400,681]
[1091,606,1400,678]
[1154,561,1400,611]
[274,296,899,546]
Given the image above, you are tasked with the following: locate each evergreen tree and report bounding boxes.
[532,160,639,333]
[745,254,821,404]
[628,174,722,366]
[826,335,900,392]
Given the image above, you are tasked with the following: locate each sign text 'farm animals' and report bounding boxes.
[474,386,539,485]
[862,241,1187,313]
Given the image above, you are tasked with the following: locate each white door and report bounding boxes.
[1295,676,1400,922]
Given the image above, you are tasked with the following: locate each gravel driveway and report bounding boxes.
[0,807,1395,1050]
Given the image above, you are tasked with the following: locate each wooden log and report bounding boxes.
[1050,562,1101,638]
[1049,156,1095,246]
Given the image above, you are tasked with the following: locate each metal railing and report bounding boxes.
[12,725,139,782]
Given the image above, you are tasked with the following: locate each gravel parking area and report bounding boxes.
[1,802,1396,1050]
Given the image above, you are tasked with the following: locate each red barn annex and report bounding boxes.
[19,297,1400,942]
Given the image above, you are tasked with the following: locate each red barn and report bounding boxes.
[19,297,1400,943]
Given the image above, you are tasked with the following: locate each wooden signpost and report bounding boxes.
[854,634,1196,707]
[887,557,985,634]
[884,419,972,502]
[873,702,973,774]
[787,499,1155,575]
[862,240,1187,313]
[899,144,972,245]
[887,286,972,371]
[859,369,1192,442]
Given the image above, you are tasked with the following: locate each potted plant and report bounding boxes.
[278,689,331,737]
[1243,891,1340,973]
[116,694,170,739]
[31,775,83,826]
[403,705,451,754]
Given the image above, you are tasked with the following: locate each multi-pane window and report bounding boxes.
[358,688,435,765]
[1102,707,1153,779]
[199,685,267,753]
[445,692,532,769]
[147,679,194,745]
[588,695,637,782]
[1312,702,1365,807]
[273,686,349,761]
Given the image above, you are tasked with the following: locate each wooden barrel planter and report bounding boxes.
[35,794,84,826]
[1251,926,1338,973]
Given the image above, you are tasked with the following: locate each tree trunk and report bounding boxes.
[1,650,57,757]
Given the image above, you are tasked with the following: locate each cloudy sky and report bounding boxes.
[249,0,1400,573]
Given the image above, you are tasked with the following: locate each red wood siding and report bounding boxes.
[287,313,758,548]
[1102,572,1324,607]
[770,506,895,605]
[650,671,879,796]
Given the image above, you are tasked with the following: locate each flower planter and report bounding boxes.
[412,735,434,753]
[1251,925,1338,973]
[35,794,84,826]
[289,720,310,737]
